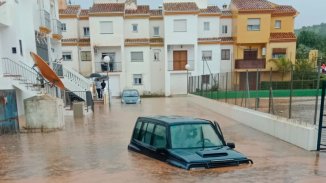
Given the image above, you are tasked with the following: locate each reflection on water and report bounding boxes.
[1,98,326,182]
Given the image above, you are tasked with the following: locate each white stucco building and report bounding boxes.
[59,0,234,96]
[0,0,62,117]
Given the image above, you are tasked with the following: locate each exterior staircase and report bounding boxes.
[1,57,93,111]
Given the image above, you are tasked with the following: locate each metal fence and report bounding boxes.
[189,67,322,124]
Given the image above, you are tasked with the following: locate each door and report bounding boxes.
[244,49,258,60]
[35,32,49,62]
[173,51,187,70]
[0,90,19,135]
[108,75,120,97]
[239,72,260,90]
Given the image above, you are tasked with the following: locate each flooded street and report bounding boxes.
[1,97,326,182]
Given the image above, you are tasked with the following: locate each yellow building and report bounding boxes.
[230,0,298,89]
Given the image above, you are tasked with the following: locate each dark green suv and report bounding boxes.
[128,116,253,170]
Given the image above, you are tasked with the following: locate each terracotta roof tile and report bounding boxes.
[231,0,273,11]
[200,6,221,14]
[90,3,125,13]
[221,10,232,16]
[62,38,78,42]
[79,9,89,17]
[125,38,149,44]
[79,38,90,43]
[150,10,163,16]
[150,38,164,43]
[0,1,6,6]
[164,2,198,12]
[273,5,297,14]
[270,32,296,42]
[59,5,80,15]
[198,37,234,43]
[125,5,150,15]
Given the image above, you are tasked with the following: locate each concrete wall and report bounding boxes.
[150,47,165,95]
[61,46,80,72]
[197,45,220,75]
[220,44,233,73]
[79,19,90,39]
[190,94,318,151]
[220,18,232,37]
[149,19,164,38]
[61,18,79,39]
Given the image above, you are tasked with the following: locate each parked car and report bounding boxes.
[128,116,253,170]
[121,89,141,104]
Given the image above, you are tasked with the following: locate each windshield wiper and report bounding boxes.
[200,126,204,149]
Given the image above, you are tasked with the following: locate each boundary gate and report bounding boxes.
[317,81,326,151]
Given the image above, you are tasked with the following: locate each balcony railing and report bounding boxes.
[40,9,51,30]
[95,62,122,73]
[235,59,266,69]
[168,60,194,71]
[52,19,62,36]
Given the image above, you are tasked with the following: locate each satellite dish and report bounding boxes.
[30,52,65,90]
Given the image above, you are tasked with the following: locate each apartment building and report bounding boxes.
[0,0,62,118]
[230,0,298,90]
[59,0,297,96]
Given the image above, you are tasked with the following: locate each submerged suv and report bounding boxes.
[128,116,253,170]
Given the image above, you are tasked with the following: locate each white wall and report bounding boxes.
[79,46,92,76]
[190,94,318,151]
[164,15,198,45]
[124,46,151,94]
[79,19,90,39]
[220,18,232,37]
[170,73,187,95]
[89,16,124,47]
[197,45,220,75]
[149,19,164,38]
[220,44,233,73]
[61,46,80,72]
[198,17,220,38]
[124,18,150,38]
[62,18,79,39]
[150,47,165,95]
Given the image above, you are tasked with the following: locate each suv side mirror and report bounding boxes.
[227,142,235,149]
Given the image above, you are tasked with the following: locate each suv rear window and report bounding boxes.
[132,121,143,140]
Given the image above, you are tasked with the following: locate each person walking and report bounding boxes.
[101,80,106,98]
[96,79,102,99]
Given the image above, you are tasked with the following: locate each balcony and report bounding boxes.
[235,59,266,69]
[95,62,122,73]
[168,60,194,71]
[39,9,51,34]
[52,19,62,40]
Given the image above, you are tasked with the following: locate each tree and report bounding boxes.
[296,44,311,59]
[294,59,315,80]
[269,57,293,81]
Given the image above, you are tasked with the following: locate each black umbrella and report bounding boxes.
[89,73,102,78]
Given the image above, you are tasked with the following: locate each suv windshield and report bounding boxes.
[123,90,139,97]
[170,123,223,149]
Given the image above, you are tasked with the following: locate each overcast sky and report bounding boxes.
[71,0,325,29]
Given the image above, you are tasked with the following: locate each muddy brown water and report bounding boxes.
[1,97,326,183]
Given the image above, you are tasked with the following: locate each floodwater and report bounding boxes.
[1,97,326,183]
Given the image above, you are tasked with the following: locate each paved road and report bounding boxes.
[0,97,326,183]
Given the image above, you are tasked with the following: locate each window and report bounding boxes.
[202,50,212,61]
[174,19,187,32]
[131,52,143,62]
[143,123,155,144]
[204,22,210,31]
[133,121,143,140]
[133,74,142,85]
[83,27,90,36]
[272,48,287,59]
[275,20,281,29]
[152,125,167,148]
[62,52,72,61]
[153,26,159,36]
[81,51,91,61]
[222,25,228,34]
[100,21,113,34]
[153,49,160,61]
[61,23,66,31]
[202,75,210,84]
[221,49,230,60]
[247,18,260,31]
[132,24,138,32]
[19,40,23,56]
[138,122,148,141]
